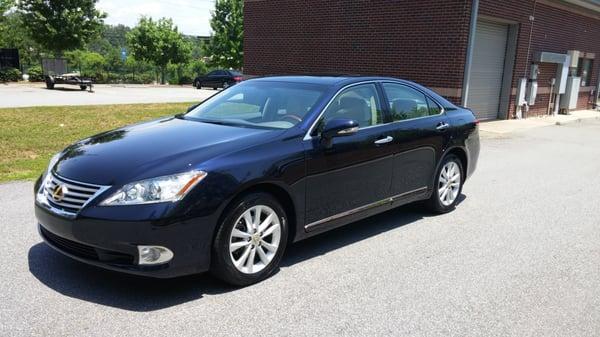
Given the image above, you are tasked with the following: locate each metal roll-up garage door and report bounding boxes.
[467,20,508,120]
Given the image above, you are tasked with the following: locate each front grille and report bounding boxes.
[42,173,106,213]
[40,226,99,260]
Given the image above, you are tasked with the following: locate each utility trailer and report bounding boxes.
[42,58,94,92]
[45,72,93,92]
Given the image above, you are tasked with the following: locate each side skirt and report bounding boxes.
[303,187,429,235]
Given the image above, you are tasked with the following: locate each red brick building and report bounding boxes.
[244,0,600,120]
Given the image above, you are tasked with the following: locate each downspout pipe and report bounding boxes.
[461,0,479,107]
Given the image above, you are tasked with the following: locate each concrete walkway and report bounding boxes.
[0,82,215,108]
[479,109,600,134]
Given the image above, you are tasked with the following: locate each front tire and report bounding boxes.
[211,192,288,286]
[425,154,463,213]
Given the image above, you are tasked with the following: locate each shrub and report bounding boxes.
[178,75,193,85]
[0,67,22,82]
[27,66,45,82]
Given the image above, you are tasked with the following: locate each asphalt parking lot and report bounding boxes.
[0,83,214,108]
[1,119,600,336]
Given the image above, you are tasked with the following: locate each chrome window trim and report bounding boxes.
[304,186,428,231]
[303,80,448,141]
[302,80,381,141]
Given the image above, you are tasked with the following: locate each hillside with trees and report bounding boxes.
[0,0,243,84]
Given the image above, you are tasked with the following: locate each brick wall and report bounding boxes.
[245,0,600,117]
[479,0,600,117]
[244,0,472,102]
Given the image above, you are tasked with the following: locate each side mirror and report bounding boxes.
[321,118,359,139]
[320,119,359,148]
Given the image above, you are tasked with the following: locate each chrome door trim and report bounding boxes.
[304,186,428,231]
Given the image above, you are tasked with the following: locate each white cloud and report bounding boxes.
[97,0,214,36]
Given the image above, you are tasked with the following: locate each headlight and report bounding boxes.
[100,170,207,206]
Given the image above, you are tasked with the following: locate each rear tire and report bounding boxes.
[45,78,54,89]
[196,82,202,89]
[211,192,288,286]
[425,154,463,214]
[80,85,87,90]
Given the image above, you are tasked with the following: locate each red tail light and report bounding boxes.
[474,119,480,125]
[233,76,242,82]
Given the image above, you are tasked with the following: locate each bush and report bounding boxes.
[27,66,45,82]
[0,67,22,82]
[178,75,193,85]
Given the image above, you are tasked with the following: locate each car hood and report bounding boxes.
[54,116,281,185]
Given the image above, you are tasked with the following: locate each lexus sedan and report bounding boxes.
[35,76,479,286]
[193,69,242,90]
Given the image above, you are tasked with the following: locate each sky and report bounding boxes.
[97,0,215,36]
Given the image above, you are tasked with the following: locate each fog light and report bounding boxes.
[137,245,174,265]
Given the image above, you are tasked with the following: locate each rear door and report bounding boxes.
[380,82,451,198]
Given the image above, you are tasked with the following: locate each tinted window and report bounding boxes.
[426,97,442,115]
[229,70,242,76]
[207,71,218,76]
[186,81,326,129]
[318,84,383,130]
[383,83,431,121]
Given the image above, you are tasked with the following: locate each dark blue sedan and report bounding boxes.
[34,76,480,286]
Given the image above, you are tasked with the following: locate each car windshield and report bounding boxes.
[185,81,327,129]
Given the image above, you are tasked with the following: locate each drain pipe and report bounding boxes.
[461,0,479,107]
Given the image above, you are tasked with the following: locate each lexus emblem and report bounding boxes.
[52,185,68,202]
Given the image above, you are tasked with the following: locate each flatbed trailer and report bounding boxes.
[45,72,93,92]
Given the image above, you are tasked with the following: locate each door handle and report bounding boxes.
[374,136,394,145]
[436,122,450,131]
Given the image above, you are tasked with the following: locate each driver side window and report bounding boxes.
[317,84,383,133]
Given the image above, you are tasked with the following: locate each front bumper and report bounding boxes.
[35,203,215,278]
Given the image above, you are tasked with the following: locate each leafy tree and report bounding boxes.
[127,17,191,84]
[64,50,106,76]
[0,0,16,45]
[0,12,43,69]
[17,0,106,55]
[204,0,243,69]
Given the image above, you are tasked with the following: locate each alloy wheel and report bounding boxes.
[229,205,281,274]
[438,161,461,206]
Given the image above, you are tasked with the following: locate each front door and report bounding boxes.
[304,83,395,227]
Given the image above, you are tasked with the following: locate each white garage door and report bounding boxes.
[467,20,508,120]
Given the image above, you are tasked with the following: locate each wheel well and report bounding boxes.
[447,147,468,179]
[219,183,297,244]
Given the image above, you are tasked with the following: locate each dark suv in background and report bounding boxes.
[193,70,243,90]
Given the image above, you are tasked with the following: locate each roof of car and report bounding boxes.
[248,75,402,86]
[245,75,458,109]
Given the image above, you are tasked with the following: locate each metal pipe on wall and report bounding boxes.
[461,0,479,107]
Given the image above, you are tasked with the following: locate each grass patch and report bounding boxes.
[0,102,195,183]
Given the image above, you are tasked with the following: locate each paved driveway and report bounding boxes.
[1,120,600,336]
[0,83,215,108]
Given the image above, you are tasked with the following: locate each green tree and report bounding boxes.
[127,17,191,84]
[17,0,106,56]
[0,0,15,44]
[0,12,43,69]
[204,0,243,69]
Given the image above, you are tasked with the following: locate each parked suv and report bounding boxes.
[193,70,242,90]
